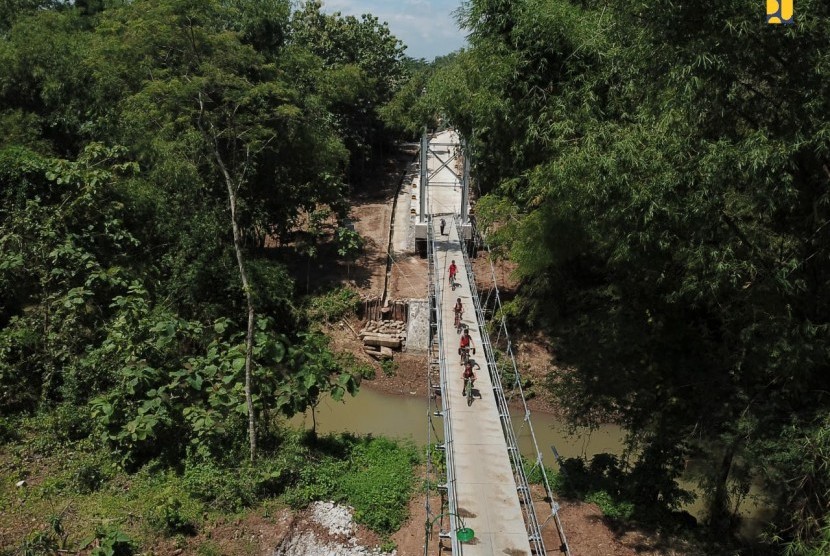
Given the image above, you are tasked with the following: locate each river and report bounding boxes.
[290,385,625,461]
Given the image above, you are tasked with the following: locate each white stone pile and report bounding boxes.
[274,501,396,556]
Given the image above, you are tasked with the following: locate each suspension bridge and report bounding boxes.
[419,130,571,555]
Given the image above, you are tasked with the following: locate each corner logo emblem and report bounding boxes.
[767,0,794,24]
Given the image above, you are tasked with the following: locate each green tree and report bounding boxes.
[290,1,407,181]
[412,0,830,546]
[0,0,387,467]
[0,144,138,410]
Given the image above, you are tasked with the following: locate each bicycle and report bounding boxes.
[460,346,474,365]
[453,309,463,331]
[464,376,474,406]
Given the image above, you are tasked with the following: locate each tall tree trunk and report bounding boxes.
[709,444,736,533]
[208,134,258,463]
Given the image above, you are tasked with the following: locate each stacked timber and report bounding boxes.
[360,320,407,359]
[359,295,383,321]
[358,296,409,323]
[384,300,409,322]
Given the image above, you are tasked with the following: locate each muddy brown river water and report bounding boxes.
[290,385,625,461]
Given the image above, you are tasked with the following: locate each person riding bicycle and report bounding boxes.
[448,260,457,285]
[459,327,474,362]
[461,360,480,396]
[453,297,463,326]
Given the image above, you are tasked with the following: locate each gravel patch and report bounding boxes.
[311,501,355,538]
[274,501,396,556]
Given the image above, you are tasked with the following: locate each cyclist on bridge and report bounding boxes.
[453,297,464,328]
[459,327,475,363]
[462,360,480,396]
[448,260,458,286]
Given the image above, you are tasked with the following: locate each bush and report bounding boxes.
[523,456,557,487]
[306,287,359,323]
[0,416,19,445]
[585,490,635,521]
[379,538,397,553]
[281,434,419,534]
[338,437,419,533]
[49,402,94,442]
[147,497,196,536]
[24,404,94,455]
[182,461,258,512]
[283,458,346,509]
[554,453,626,498]
[380,358,397,377]
[73,464,105,494]
[337,352,375,379]
[88,526,135,556]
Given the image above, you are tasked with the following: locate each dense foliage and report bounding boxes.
[0,0,407,466]
[390,0,830,551]
[1,425,418,550]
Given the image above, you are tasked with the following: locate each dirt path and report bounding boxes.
[346,146,428,301]
[350,198,393,292]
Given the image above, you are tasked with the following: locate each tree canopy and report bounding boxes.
[0,0,407,463]
[390,0,830,551]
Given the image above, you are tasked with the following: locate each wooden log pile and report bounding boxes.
[359,296,409,323]
[359,296,384,321]
[385,300,409,322]
[360,319,407,360]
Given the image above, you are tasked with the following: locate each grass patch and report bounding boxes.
[284,433,420,534]
[1,420,420,555]
[585,490,635,520]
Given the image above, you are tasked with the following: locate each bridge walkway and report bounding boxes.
[431,217,533,556]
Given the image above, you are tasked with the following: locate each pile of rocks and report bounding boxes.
[274,501,395,556]
[310,501,354,537]
[360,320,406,359]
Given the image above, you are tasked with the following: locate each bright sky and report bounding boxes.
[320,0,468,61]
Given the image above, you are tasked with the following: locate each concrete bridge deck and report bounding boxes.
[433,219,532,556]
[426,129,533,555]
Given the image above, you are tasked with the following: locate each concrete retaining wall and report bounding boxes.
[405,299,430,353]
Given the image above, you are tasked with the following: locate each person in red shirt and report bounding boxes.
[448,260,457,286]
[459,327,474,363]
[462,360,480,396]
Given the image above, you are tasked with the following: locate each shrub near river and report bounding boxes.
[1,419,419,553]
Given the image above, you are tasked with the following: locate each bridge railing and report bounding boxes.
[455,216,572,556]
[425,214,462,555]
